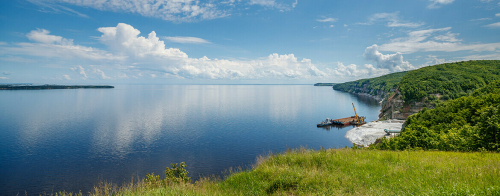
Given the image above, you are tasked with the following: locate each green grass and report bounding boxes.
[57,148,500,196]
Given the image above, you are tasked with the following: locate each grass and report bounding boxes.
[56,148,500,196]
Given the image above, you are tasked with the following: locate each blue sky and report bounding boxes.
[1,0,500,84]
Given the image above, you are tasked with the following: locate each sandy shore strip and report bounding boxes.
[345,120,404,147]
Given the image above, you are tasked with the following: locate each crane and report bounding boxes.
[352,103,363,124]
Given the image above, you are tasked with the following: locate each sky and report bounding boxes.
[0,0,500,84]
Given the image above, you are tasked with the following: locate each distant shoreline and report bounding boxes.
[313,83,336,86]
[0,84,114,90]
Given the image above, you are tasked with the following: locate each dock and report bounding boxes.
[331,116,361,125]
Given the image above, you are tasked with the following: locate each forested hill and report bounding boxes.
[372,81,500,151]
[331,60,500,120]
[332,71,408,101]
[399,60,500,102]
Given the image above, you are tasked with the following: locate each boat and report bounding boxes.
[317,118,334,127]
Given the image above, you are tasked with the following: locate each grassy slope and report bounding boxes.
[73,148,500,196]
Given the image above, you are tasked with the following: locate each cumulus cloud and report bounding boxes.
[1,23,396,82]
[364,44,415,72]
[97,23,188,59]
[27,29,73,45]
[358,12,424,28]
[163,36,211,44]
[92,23,335,80]
[379,27,500,53]
[63,74,71,80]
[428,0,455,9]
[496,13,500,17]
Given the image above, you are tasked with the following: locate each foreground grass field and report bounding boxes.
[64,148,500,196]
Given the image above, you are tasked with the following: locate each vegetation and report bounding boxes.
[373,81,500,151]
[0,84,114,90]
[54,148,500,196]
[313,83,336,86]
[332,71,407,97]
[399,60,500,102]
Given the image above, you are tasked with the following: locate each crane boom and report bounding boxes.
[352,103,360,123]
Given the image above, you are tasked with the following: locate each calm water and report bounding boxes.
[0,85,380,195]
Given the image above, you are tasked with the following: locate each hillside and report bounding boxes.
[332,71,407,101]
[81,149,500,196]
[332,60,500,120]
[372,81,500,151]
[399,60,500,102]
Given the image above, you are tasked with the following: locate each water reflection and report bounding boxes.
[0,85,381,195]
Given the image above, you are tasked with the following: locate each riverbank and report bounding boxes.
[345,120,404,147]
[73,148,499,196]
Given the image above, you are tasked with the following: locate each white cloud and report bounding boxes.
[71,66,88,79]
[0,77,8,79]
[93,68,110,79]
[248,0,293,11]
[364,44,415,72]
[2,42,124,61]
[250,0,276,6]
[292,0,298,8]
[2,72,10,75]
[1,23,398,81]
[470,18,492,21]
[317,17,338,22]
[358,12,423,28]
[428,0,455,9]
[460,53,500,60]
[163,36,211,44]
[63,74,71,80]
[379,27,500,53]
[496,13,500,17]
[484,22,500,28]
[433,32,461,42]
[97,23,188,58]
[27,29,73,45]
[30,0,228,22]
[27,0,88,18]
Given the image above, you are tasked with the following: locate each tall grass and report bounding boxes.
[55,148,500,196]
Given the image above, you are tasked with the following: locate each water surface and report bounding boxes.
[0,85,380,195]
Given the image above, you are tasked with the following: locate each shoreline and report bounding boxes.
[345,120,404,147]
[0,84,114,90]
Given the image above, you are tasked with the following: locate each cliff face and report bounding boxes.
[333,83,428,120]
[378,90,427,120]
[334,85,424,120]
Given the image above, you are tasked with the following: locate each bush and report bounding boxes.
[143,162,191,185]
